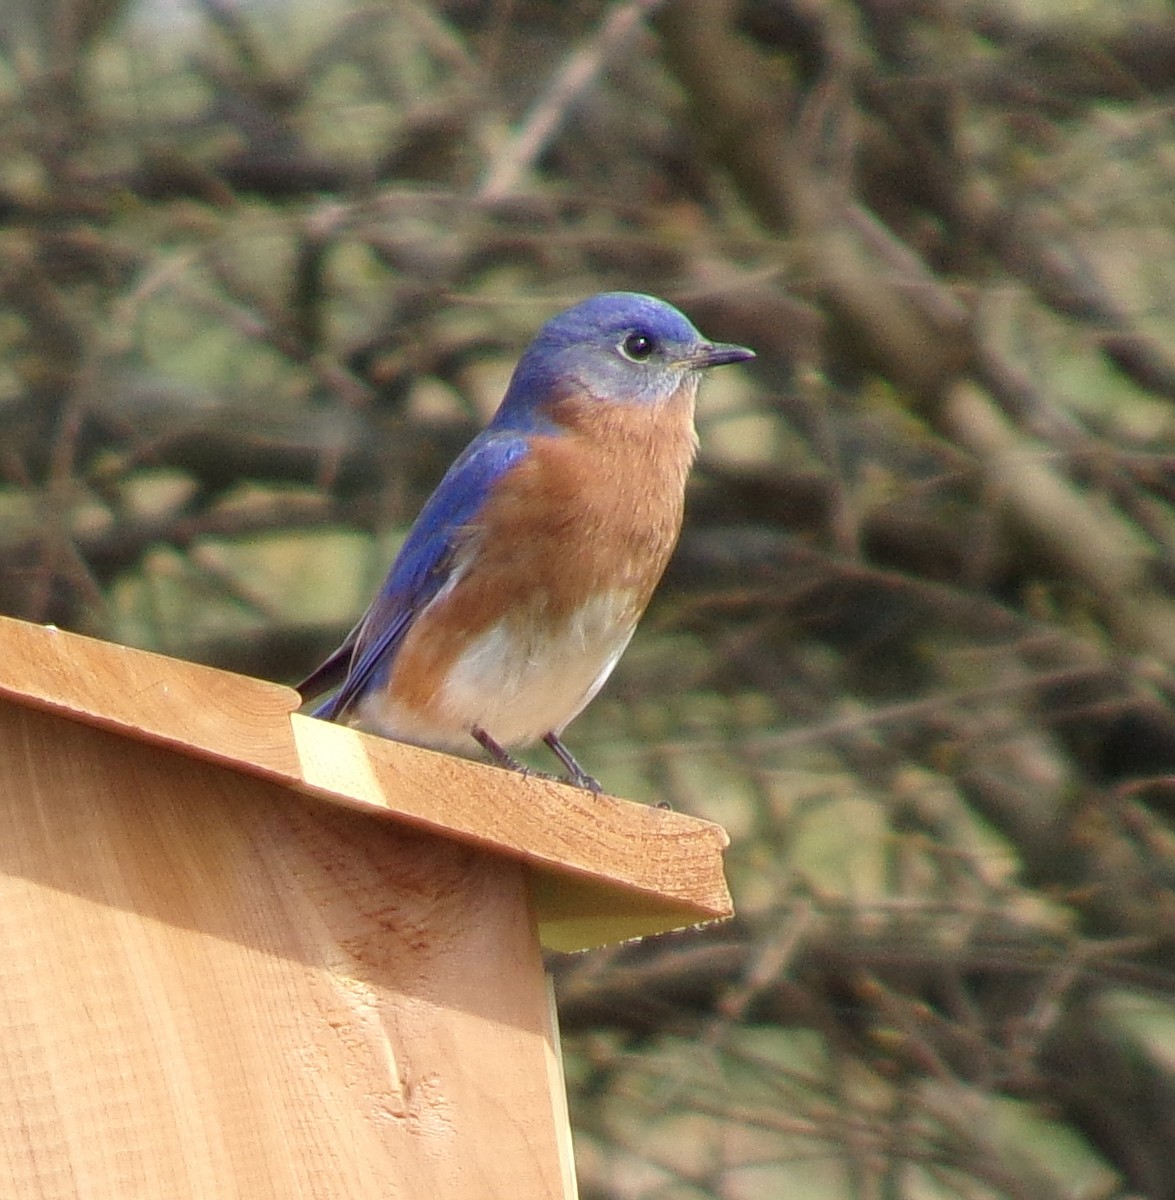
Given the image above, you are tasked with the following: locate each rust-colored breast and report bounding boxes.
[384,379,700,724]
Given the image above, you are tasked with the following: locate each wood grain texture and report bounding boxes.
[0,615,732,950]
[0,703,573,1199]
[290,716,731,950]
[0,616,302,775]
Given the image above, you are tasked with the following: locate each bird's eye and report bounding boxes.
[619,331,656,362]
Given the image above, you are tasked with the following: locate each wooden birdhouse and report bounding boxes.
[0,614,731,1198]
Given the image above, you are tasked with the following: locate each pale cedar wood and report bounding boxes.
[0,700,575,1199]
[0,614,731,951]
[0,613,730,1196]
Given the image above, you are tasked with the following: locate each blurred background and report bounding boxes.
[5,0,1175,1195]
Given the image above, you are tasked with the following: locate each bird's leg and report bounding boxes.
[542,733,602,794]
[472,727,602,793]
[472,726,561,783]
[472,726,529,772]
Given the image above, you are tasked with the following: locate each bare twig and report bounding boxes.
[477,0,665,202]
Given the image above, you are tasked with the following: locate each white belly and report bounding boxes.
[354,591,637,750]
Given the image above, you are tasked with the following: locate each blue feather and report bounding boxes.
[307,431,532,718]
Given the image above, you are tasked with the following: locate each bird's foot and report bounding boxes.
[542,733,602,794]
[472,727,561,785]
[472,727,602,793]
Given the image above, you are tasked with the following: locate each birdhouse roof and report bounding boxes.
[0,615,730,950]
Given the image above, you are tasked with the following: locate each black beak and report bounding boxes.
[683,341,756,369]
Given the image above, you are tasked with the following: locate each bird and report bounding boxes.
[297,291,755,791]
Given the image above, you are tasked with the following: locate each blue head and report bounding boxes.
[492,292,754,429]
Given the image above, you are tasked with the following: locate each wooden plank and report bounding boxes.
[0,703,574,1199]
[289,715,732,948]
[0,616,302,775]
[0,615,732,947]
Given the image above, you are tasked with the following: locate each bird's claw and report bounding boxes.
[564,767,602,794]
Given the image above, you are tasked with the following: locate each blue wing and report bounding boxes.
[298,430,532,719]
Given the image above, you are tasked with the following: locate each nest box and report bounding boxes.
[0,615,730,1198]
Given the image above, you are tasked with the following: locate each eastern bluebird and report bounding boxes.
[298,292,754,791]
